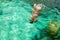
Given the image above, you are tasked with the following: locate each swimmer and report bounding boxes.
[30,3,42,23]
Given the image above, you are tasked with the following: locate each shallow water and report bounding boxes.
[0,1,60,40]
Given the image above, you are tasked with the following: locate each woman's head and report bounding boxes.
[34,4,42,10]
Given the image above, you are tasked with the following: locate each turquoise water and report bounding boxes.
[0,1,60,40]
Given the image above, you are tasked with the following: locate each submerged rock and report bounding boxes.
[46,19,59,37]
